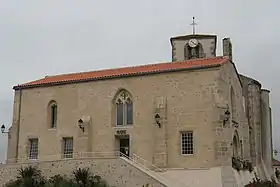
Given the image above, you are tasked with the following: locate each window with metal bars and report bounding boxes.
[181,131,194,155]
[28,138,38,159]
[62,137,73,158]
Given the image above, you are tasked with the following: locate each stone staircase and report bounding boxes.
[119,153,188,187]
[119,153,277,187]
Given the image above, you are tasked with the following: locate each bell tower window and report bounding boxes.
[188,46,200,59]
[184,39,204,60]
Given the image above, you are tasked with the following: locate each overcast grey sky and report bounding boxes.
[0,0,279,162]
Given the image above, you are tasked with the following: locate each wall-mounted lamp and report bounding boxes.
[1,124,8,134]
[78,119,85,132]
[154,114,161,128]
[223,110,231,126]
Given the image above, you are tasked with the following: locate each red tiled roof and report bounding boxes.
[13,56,228,90]
[273,159,280,166]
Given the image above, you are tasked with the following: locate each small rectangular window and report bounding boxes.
[181,131,194,155]
[28,138,38,160]
[63,137,73,158]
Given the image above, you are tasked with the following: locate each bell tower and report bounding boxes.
[170,17,217,62]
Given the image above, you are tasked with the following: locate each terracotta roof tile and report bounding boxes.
[13,56,228,90]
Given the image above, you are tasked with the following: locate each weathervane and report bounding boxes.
[190,17,197,35]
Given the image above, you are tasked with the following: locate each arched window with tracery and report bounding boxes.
[47,100,57,129]
[115,90,133,126]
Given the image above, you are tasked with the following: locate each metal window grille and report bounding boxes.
[28,139,38,159]
[63,138,73,158]
[181,131,194,155]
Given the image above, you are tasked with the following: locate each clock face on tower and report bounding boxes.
[188,39,198,48]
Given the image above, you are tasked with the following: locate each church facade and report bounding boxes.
[1,31,275,186]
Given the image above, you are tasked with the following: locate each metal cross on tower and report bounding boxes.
[190,17,197,35]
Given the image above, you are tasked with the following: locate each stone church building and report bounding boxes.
[0,31,276,187]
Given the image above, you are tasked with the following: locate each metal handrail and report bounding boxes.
[118,151,130,159]
[124,155,172,186]
[132,154,165,172]
[130,154,188,187]
[5,151,189,186]
[6,151,168,184]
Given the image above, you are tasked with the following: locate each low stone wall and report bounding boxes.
[0,158,166,187]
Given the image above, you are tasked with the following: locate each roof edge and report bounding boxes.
[23,56,227,81]
[261,88,270,93]
[227,60,243,88]
[239,74,262,88]
[13,63,223,90]
[170,34,217,40]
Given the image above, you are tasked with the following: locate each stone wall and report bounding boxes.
[8,68,220,169]
[212,61,249,166]
[261,89,273,176]
[170,34,217,61]
[0,158,166,187]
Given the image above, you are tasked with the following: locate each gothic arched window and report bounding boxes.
[47,100,57,128]
[115,90,133,126]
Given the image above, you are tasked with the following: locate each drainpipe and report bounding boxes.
[15,88,22,162]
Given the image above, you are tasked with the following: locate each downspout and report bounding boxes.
[15,88,23,162]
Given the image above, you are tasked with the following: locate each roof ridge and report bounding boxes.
[14,56,228,90]
[43,56,227,78]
